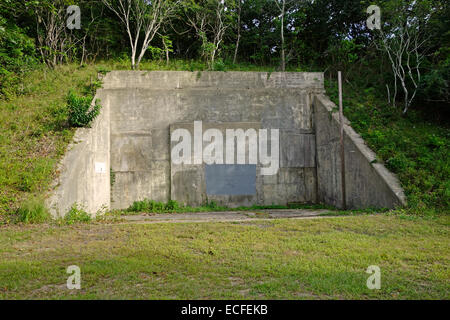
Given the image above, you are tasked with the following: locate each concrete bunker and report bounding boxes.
[47,71,406,216]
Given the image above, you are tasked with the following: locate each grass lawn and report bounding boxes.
[0,214,448,300]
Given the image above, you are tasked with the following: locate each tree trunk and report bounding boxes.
[165,47,170,66]
[280,0,286,72]
[131,49,136,70]
[402,88,409,114]
[162,37,170,66]
[211,49,216,69]
[233,0,242,64]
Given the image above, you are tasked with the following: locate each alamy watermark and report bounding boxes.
[66,265,81,290]
[366,265,381,290]
[67,5,81,30]
[171,121,280,176]
[366,5,381,30]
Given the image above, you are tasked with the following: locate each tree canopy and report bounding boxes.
[0,0,448,111]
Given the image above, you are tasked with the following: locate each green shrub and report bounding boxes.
[127,199,183,213]
[65,205,92,224]
[205,200,219,210]
[213,58,226,71]
[165,200,180,211]
[67,90,101,127]
[128,199,151,212]
[17,197,50,224]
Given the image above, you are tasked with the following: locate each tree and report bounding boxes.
[375,0,437,114]
[102,0,180,69]
[26,0,69,68]
[232,0,242,64]
[273,0,296,71]
[183,0,233,69]
[161,34,173,66]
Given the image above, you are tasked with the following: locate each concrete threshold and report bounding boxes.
[117,209,340,224]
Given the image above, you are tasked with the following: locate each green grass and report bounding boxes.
[0,64,101,220]
[63,205,92,225]
[94,57,304,73]
[0,214,448,299]
[16,197,50,224]
[122,199,333,215]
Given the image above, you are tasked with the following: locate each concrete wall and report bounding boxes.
[108,71,324,209]
[47,90,110,217]
[48,71,407,216]
[102,71,325,91]
[168,122,317,207]
[314,94,406,209]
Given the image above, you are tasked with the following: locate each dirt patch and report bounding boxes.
[228,277,245,286]
[32,283,73,295]
[236,222,274,228]
[238,288,251,296]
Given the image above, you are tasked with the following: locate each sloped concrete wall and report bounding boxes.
[314,94,406,209]
[47,90,110,217]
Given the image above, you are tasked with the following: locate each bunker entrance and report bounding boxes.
[48,71,406,217]
[109,75,318,209]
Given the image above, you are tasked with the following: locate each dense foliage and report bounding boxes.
[67,90,101,127]
[0,0,447,108]
[0,17,38,98]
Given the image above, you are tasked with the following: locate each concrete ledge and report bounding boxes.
[314,94,407,209]
[102,71,325,91]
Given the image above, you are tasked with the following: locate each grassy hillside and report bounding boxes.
[0,64,100,220]
[0,61,448,224]
[326,81,449,215]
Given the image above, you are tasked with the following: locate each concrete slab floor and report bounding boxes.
[117,209,342,224]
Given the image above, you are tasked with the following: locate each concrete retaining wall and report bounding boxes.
[47,90,110,217]
[48,71,406,216]
[107,71,324,209]
[314,94,406,209]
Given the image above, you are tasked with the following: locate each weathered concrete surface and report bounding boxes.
[102,71,325,91]
[109,71,323,209]
[170,122,262,207]
[47,90,110,217]
[48,71,406,216]
[314,94,407,209]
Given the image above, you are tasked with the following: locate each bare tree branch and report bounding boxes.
[102,0,180,69]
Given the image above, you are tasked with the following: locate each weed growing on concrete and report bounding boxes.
[125,199,334,215]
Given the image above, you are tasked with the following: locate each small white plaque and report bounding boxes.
[95,162,106,174]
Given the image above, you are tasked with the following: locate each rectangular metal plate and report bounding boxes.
[205,164,256,195]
